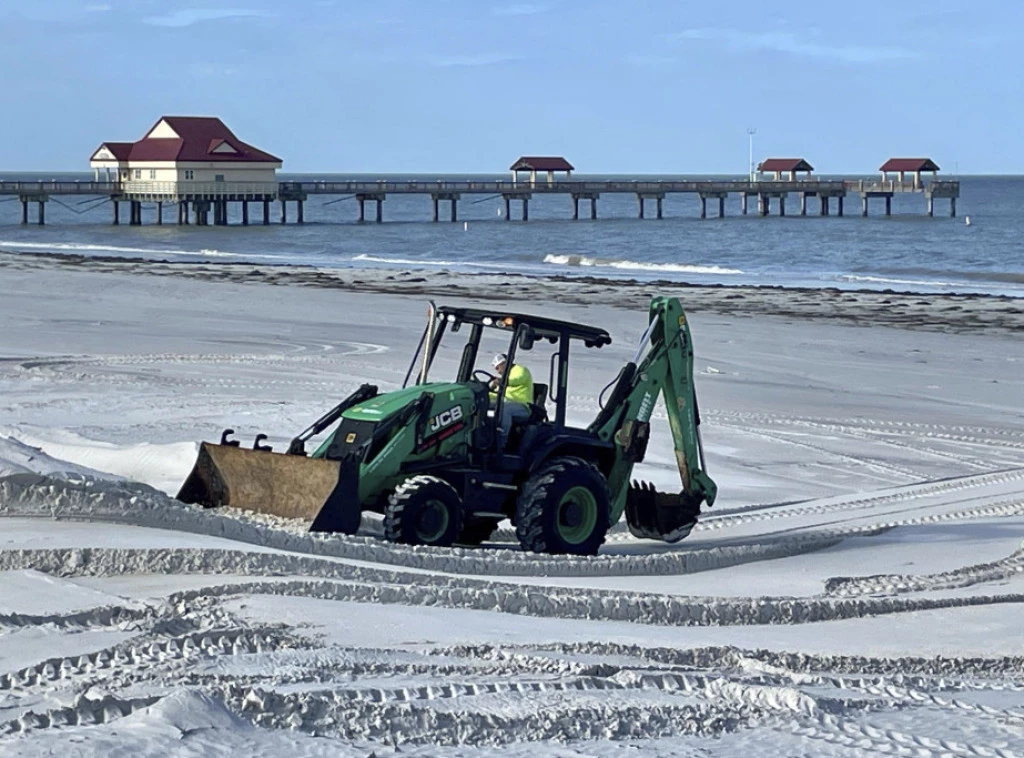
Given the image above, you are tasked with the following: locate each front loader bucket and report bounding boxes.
[624,481,703,543]
[176,442,361,533]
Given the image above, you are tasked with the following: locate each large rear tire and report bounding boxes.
[384,476,462,547]
[515,457,611,555]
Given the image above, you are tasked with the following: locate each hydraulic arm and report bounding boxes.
[592,297,717,542]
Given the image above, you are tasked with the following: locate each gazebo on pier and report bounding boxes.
[756,158,814,181]
[879,158,940,189]
[510,156,574,185]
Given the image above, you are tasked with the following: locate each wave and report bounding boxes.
[542,254,743,276]
[840,274,967,289]
[351,253,535,271]
[0,240,293,262]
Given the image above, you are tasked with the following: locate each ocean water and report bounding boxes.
[1,172,1021,297]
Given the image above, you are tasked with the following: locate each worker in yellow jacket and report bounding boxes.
[489,352,534,450]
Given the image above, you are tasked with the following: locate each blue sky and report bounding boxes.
[1,0,1020,173]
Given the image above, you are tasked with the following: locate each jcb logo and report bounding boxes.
[429,405,464,432]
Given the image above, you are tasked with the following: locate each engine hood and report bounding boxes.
[341,383,469,423]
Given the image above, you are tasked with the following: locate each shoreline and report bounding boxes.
[2,249,1023,334]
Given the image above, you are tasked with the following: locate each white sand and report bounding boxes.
[1,255,1023,756]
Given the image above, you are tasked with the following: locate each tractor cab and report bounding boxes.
[403,302,612,453]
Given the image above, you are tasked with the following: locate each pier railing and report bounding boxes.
[0,180,119,195]
[119,181,280,198]
[0,178,959,198]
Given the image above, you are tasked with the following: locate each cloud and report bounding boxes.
[429,53,522,67]
[670,28,917,64]
[144,8,274,28]
[494,4,546,16]
[85,3,112,10]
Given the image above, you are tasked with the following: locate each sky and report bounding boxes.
[1,0,1021,174]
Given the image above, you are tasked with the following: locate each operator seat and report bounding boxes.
[505,383,549,452]
[528,383,549,423]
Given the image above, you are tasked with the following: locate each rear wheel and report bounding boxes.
[384,476,462,547]
[515,457,610,555]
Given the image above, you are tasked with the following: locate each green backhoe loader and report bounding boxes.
[177,296,717,555]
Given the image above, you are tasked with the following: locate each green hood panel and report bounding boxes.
[342,383,468,422]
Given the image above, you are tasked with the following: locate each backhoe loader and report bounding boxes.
[177,297,717,555]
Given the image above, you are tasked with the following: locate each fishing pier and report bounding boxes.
[2,118,961,226]
[1,174,960,227]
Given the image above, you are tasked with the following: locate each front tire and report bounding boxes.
[384,475,462,547]
[515,457,611,555]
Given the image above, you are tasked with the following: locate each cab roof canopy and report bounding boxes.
[436,306,612,348]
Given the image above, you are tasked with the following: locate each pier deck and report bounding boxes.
[0,178,961,225]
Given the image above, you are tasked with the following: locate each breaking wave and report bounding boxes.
[841,274,967,289]
[351,253,533,271]
[0,240,288,261]
[543,254,743,276]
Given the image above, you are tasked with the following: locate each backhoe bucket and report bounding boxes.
[624,481,702,543]
[176,443,362,533]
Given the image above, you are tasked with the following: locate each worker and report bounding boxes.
[489,352,533,450]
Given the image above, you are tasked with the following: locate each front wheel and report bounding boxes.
[384,475,462,547]
[515,457,611,555]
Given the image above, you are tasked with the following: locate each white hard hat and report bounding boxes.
[492,353,508,369]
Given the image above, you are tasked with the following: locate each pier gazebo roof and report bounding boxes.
[880,158,940,172]
[757,158,813,173]
[510,156,574,172]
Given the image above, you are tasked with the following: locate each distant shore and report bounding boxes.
[2,249,1022,334]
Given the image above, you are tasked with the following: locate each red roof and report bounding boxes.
[880,158,939,172]
[757,158,813,172]
[91,142,133,161]
[98,116,282,164]
[510,156,574,172]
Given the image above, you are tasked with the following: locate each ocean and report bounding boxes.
[1,173,1021,297]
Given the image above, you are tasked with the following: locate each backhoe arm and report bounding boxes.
[592,297,717,542]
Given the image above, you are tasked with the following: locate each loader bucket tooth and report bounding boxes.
[625,480,701,543]
[176,442,358,532]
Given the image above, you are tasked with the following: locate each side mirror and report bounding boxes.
[519,326,536,351]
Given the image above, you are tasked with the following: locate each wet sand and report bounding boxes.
[2,249,1023,334]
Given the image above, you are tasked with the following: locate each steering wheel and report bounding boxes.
[472,369,496,383]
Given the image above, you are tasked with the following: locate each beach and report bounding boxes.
[2,253,1023,756]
